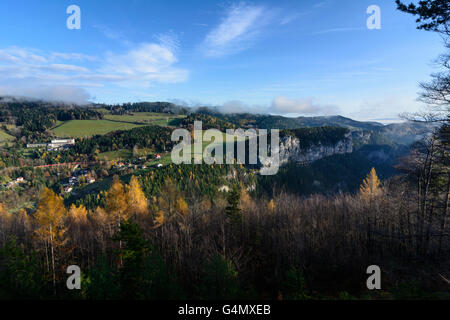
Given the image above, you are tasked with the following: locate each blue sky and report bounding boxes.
[0,0,444,121]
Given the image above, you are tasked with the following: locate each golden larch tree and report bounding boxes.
[105,175,129,225]
[156,178,178,222]
[68,204,88,224]
[126,175,149,218]
[360,167,382,199]
[34,187,68,290]
[239,188,254,211]
[267,199,276,213]
[67,204,88,250]
[0,203,10,244]
[155,179,189,227]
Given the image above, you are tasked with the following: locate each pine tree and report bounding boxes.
[201,255,240,299]
[0,237,47,299]
[360,167,382,199]
[112,220,151,299]
[225,186,242,224]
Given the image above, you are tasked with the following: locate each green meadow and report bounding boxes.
[0,129,15,144]
[52,119,144,138]
[97,149,133,161]
[146,132,246,166]
[51,112,186,138]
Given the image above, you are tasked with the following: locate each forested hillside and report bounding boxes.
[0,97,447,300]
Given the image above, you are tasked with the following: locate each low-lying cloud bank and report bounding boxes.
[183,96,340,116]
[0,85,92,105]
[270,96,339,115]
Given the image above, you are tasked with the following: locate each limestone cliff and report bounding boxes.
[278,130,353,166]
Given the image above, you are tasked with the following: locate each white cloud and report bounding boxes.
[270,96,339,115]
[0,43,189,102]
[182,97,339,116]
[202,3,268,57]
[101,43,188,85]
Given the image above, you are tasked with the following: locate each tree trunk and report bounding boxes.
[49,225,56,294]
[438,175,450,254]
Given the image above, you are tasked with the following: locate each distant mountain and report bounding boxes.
[191,107,435,147]
[378,121,437,145]
[194,109,384,131]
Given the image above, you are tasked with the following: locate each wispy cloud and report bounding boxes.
[202,3,268,57]
[311,27,365,35]
[314,1,331,9]
[94,24,132,46]
[50,52,97,61]
[280,14,299,25]
[155,31,180,52]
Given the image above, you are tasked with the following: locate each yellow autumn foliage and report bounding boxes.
[360,167,382,199]
[34,187,68,247]
[105,175,128,222]
[126,175,149,217]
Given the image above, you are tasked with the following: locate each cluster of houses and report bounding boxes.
[27,139,75,151]
[63,168,95,193]
[115,153,163,171]
[115,161,162,171]
[3,176,26,189]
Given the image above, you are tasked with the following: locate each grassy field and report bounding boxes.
[146,132,246,166]
[52,120,144,138]
[97,149,132,161]
[97,147,157,161]
[0,129,15,144]
[146,153,172,166]
[51,112,185,138]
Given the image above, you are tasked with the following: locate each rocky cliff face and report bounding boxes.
[278,131,353,166]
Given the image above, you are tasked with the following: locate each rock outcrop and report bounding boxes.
[278,131,353,166]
